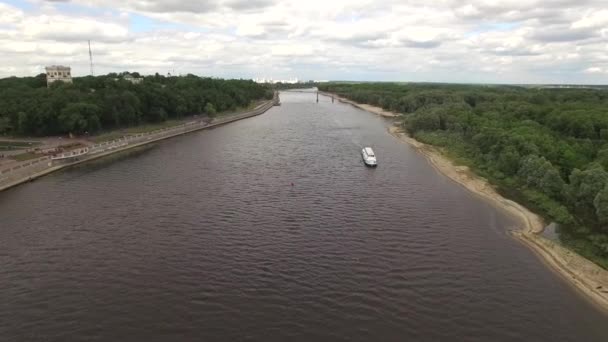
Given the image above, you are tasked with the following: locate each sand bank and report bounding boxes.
[323,91,608,312]
[319,91,397,118]
[389,125,608,311]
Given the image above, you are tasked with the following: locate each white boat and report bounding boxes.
[361,147,377,167]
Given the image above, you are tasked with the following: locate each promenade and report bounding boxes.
[0,95,278,192]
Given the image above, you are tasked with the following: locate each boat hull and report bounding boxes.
[361,147,377,167]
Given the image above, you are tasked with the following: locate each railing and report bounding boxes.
[0,95,278,189]
[51,147,90,160]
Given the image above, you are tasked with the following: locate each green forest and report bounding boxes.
[319,82,608,268]
[0,73,273,136]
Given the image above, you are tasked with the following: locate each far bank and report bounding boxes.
[319,91,608,313]
[0,95,279,193]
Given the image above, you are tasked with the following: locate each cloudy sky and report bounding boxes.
[0,0,607,83]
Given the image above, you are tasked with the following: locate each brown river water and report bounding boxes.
[1,91,607,341]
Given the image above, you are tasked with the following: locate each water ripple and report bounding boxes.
[0,92,607,341]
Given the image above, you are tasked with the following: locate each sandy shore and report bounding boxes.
[319,91,398,118]
[323,92,608,312]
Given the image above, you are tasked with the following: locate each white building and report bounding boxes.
[124,74,144,85]
[45,65,73,87]
[254,77,300,84]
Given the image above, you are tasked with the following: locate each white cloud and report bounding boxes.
[236,22,266,37]
[455,4,481,18]
[585,67,605,74]
[572,10,608,29]
[271,44,314,57]
[0,0,606,83]
[0,3,23,24]
[20,15,130,42]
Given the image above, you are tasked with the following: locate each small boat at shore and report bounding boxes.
[361,147,377,167]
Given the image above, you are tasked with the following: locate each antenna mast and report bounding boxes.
[88,40,94,76]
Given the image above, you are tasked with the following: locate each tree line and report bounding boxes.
[319,82,608,268]
[0,73,273,136]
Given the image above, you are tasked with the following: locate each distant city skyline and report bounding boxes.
[0,0,607,84]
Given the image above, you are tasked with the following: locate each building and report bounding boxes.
[45,65,73,87]
[123,74,144,85]
[253,77,300,84]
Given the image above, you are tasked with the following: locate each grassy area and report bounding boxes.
[10,152,42,161]
[123,120,188,133]
[91,120,187,143]
[0,140,40,151]
[90,132,127,143]
[217,100,266,117]
[560,229,608,270]
[90,99,269,143]
[89,97,271,144]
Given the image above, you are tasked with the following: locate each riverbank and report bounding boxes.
[318,91,397,118]
[90,99,269,143]
[320,92,608,312]
[0,96,278,193]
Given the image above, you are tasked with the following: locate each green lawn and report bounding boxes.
[123,120,185,133]
[216,100,266,117]
[90,132,131,143]
[90,99,270,143]
[10,152,41,161]
[91,120,189,143]
[0,140,40,151]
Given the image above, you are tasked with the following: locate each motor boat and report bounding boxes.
[361,147,377,167]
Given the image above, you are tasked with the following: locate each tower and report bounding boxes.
[88,40,94,76]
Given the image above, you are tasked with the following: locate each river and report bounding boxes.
[1,90,607,341]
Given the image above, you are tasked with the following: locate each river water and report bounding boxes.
[1,91,607,341]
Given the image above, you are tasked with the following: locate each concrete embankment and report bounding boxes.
[319,91,608,313]
[0,95,278,192]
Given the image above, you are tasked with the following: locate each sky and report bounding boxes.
[0,0,607,84]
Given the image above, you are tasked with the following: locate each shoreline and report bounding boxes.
[320,92,608,312]
[318,91,398,118]
[0,96,278,193]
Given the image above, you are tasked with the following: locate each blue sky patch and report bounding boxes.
[4,0,33,10]
[129,13,208,33]
[466,22,519,38]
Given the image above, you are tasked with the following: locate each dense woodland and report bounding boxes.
[0,73,273,136]
[319,82,608,268]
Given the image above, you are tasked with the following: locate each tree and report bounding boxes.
[518,155,565,199]
[568,166,608,221]
[597,147,608,170]
[59,103,102,134]
[204,102,217,116]
[594,185,608,230]
[539,166,566,200]
[497,146,520,176]
[0,117,11,134]
[17,111,30,134]
[0,73,268,136]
